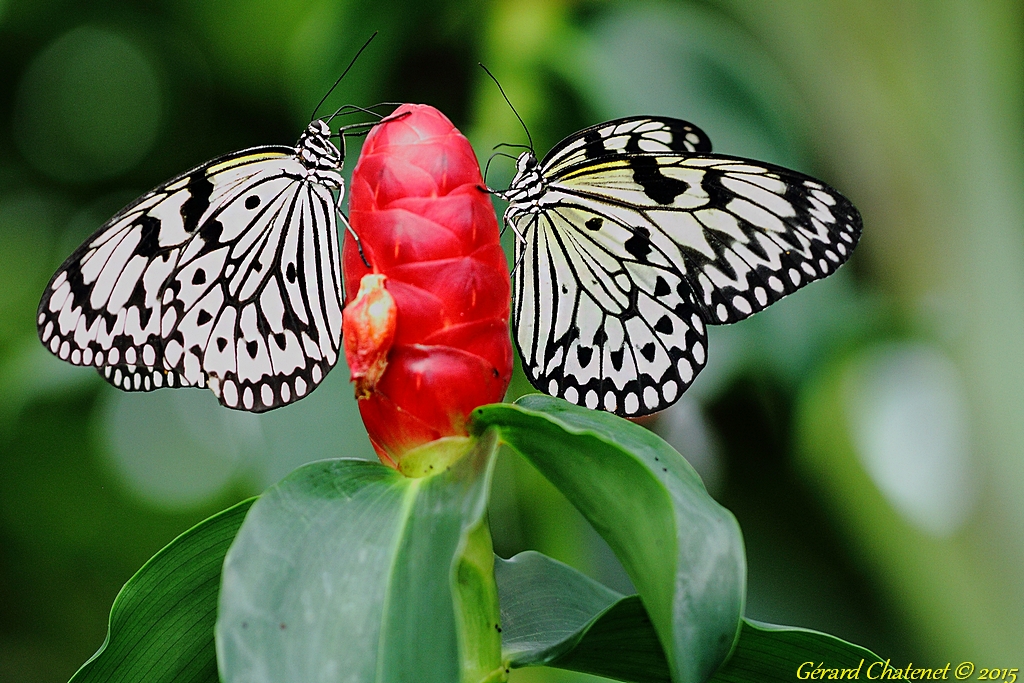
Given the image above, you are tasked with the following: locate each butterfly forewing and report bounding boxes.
[38,129,346,413]
[542,116,713,177]
[507,116,862,417]
[549,155,861,324]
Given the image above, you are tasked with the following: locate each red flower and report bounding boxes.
[343,104,512,467]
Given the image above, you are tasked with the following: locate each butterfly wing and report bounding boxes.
[509,121,861,417]
[513,201,709,416]
[541,116,713,176]
[37,147,345,412]
[548,154,862,324]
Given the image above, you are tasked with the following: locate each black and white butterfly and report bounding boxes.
[37,119,351,412]
[499,116,862,417]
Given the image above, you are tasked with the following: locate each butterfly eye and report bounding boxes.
[524,155,538,170]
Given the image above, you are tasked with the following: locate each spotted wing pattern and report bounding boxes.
[37,148,345,412]
[507,117,861,418]
[542,116,713,176]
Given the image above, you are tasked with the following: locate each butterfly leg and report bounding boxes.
[507,215,532,277]
[337,194,370,268]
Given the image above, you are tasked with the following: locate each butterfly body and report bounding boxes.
[503,116,861,417]
[38,119,347,412]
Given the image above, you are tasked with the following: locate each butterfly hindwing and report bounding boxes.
[513,202,708,416]
[506,116,862,417]
[38,125,345,413]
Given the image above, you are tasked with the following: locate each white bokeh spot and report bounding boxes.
[845,343,976,537]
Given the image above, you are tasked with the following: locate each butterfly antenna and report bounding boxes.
[478,63,534,154]
[483,151,519,188]
[310,31,378,122]
[330,109,411,141]
[326,104,384,124]
[493,142,532,152]
[326,102,405,125]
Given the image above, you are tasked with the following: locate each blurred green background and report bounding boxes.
[1,0,1022,680]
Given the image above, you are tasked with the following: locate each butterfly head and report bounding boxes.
[297,120,344,186]
[502,150,544,209]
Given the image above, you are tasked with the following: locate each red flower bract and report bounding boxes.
[343,104,512,467]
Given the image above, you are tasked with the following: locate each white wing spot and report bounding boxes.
[223,380,237,407]
[59,341,70,359]
[801,262,816,276]
[754,287,768,306]
[144,376,151,390]
[692,341,706,365]
[716,304,728,322]
[732,295,752,315]
[663,380,678,402]
[108,347,120,365]
[71,349,81,365]
[295,377,307,397]
[643,386,659,409]
[312,365,322,383]
[603,391,616,411]
[812,189,836,205]
[624,393,639,414]
[125,347,137,365]
[788,268,801,286]
[768,275,784,292]
[164,340,183,368]
[96,351,105,365]
[153,372,163,388]
[548,379,559,395]
[243,386,254,410]
[677,358,693,383]
[280,381,291,403]
[564,386,578,404]
[585,390,598,409]
[83,348,94,365]
[261,383,274,406]
[691,314,704,334]
[143,345,156,365]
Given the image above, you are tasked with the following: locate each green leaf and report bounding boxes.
[496,551,669,683]
[472,395,745,683]
[69,498,255,683]
[710,621,882,683]
[216,429,504,683]
[494,550,882,683]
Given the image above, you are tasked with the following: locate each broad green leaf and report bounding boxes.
[495,550,882,683]
[69,498,255,683]
[710,621,882,683]
[473,395,744,683]
[216,430,503,683]
[496,551,668,683]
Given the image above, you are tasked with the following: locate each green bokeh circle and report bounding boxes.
[13,25,162,183]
